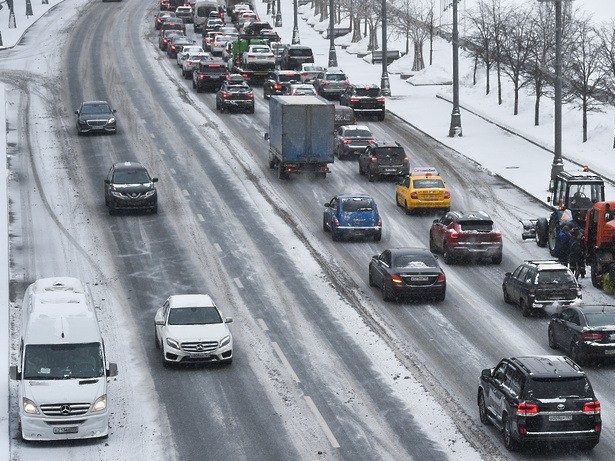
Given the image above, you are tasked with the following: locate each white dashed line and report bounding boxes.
[213,243,222,252]
[149,132,155,139]
[170,168,176,175]
[233,278,243,289]
[197,214,204,222]
[304,396,340,448]
[257,318,269,331]
[271,342,300,383]
[159,149,165,156]
[182,189,190,197]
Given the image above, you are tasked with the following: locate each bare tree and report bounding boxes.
[499,7,535,115]
[565,17,605,142]
[465,0,495,95]
[488,0,511,106]
[390,0,433,71]
[597,21,615,147]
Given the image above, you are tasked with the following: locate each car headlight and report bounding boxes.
[108,117,116,124]
[144,189,156,198]
[23,398,39,415]
[219,335,231,348]
[166,338,180,350]
[110,191,123,198]
[91,394,107,412]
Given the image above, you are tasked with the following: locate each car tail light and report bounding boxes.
[444,191,450,199]
[242,73,249,78]
[274,84,282,89]
[410,192,418,199]
[321,82,329,86]
[517,402,539,416]
[377,219,382,227]
[437,274,446,283]
[377,97,385,102]
[350,98,360,102]
[371,156,377,162]
[448,229,459,239]
[493,231,502,241]
[333,217,340,226]
[582,332,602,340]
[403,156,409,163]
[200,75,204,79]
[519,427,527,435]
[583,401,601,415]
[248,93,254,99]
[247,54,255,58]
[390,275,403,285]
[343,139,353,144]
[344,81,350,85]
[321,167,329,173]
[222,92,230,98]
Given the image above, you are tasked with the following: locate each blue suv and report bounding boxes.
[323,194,382,241]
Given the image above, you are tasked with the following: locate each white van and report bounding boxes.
[193,0,225,33]
[9,277,118,441]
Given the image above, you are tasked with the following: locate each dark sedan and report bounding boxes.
[167,36,193,58]
[369,248,446,302]
[159,30,184,51]
[155,11,176,30]
[263,71,302,99]
[549,305,615,364]
[104,162,158,214]
[216,82,255,113]
[334,125,374,160]
[75,101,117,135]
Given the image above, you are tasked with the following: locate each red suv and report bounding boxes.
[429,211,502,264]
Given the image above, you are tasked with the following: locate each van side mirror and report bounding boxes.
[9,365,20,380]
[481,368,492,379]
[264,132,270,140]
[107,362,118,378]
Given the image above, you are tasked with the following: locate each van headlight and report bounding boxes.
[219,335,231,348]
[23,398,39,415]
[166,338,180,350]
[91,395,107,412]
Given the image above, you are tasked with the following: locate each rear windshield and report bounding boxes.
[341,198,374,212]
[197,6,214,15]
[374,147,405,158]
[413,179,444,189]
[165,23,184,30]
[251,46,271,53]
[524,377,593,400]
[227,85,251,93]
[289,48,313,56]
[536,270,575,285]
[585,312,615,327]
[459,220,493,232]
[325,73,347,81]
[356,88,381,97]
[394,253,438,269]
[203,65,227,74]
[279,74,301,82]
[344,129,372,138]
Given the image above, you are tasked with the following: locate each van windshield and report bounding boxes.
[24,343,104,380]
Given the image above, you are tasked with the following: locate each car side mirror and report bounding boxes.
[547,196,551,203]
[264,132,270,140]
[112,109,117,113]
[9,365,20,380]
[505,272,511,277]
[152,177,159,183]
[481,368,492,379]
[433,219,439,224]
[323,203,330,207]
[372,255,379,260]
[74,110,79,115]
[107,362,118,378]
[225,317,233,323]
[104,179,110,185]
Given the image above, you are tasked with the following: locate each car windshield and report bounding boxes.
[584,312,615,327]
[326,73,346,81]
[24,343,104,380]
[341,198,374,212]
[113,169,150,184]
[168,306,223,325]
[413,179,445,189]
[394,253,438,269]
[524,377,593,400]
[82,103,111,115]
[279,74,301,82]
[458,220,493,232]
[344,129,372,139]
[537,270,575,285]
[290,48,312,56]
[355,88,381,97]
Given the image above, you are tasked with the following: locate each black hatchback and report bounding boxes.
[104,162,158,214]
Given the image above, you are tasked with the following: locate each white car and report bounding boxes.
[155,294,233,366]
[300,64,326,83]
[242,44,275,69]
[182,52,211,78]
[177,45,205,67]
[211,34,234,56]
[289,83,318,96]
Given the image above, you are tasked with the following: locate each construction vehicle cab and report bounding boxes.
[584,201,615,288]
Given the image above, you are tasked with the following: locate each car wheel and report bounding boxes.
[404,200,412,215]
[520,299,531,317]
[374,231,381,242]
[332,230,341,242]
[196,86,203,93]
[368,267,376,287]
[382,283,394,302]
[368,170,376,182]
[429,232,438,253]
[377,111,385,121]
[492,254,502,264]
[503,286,512,304]
[248,107,255,114]
[503,414,519,452]
[435,291,445,302]
[548,325,558,349]
[443,244,453,264]
[108,207,117,216]
[358,163,364,176]
[155,329,160,349]
[338,151,346,161]
[323,216,329,232]
[570,341,584,365]
[151,205,158,214]
[192,79,196,89]
[478,391,491,426]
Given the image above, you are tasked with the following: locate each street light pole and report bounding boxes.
[327,0,337,67]
[448,0,462,137]
[275,0,282,27]
[292,0,300,44]
[267,0,272,15]
[380,0,391,96]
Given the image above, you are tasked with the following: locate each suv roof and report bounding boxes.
[370,141,401,149]
[509,355,584,378]
[448,211,492,222]
[523,259,569,270]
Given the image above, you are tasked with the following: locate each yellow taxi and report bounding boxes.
[395,167,451,214]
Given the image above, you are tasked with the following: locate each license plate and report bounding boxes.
[385,168,397,173]
[53,426,79,434]
[411,276,428,282]
[191,353,210,358]
[605,349,615,355]
[549,415,572,422]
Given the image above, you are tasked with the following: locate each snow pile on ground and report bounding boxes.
[387,53,413,74]
[407,64,452,86]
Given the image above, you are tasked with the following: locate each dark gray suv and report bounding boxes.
[358,141,409,181]
[104,162,158,214]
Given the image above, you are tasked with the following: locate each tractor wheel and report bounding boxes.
[535,218,548,247]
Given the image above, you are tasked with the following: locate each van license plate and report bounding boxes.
[53,426,78,434]
[549,415,572,422]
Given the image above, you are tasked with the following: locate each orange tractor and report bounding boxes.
[584,201,615,288]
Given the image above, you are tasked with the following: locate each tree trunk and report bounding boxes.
[473,55,478,86]
[412,40,425,71]
[429,23,434,66]
[534,79,541,126]
[320,0,328,22]
[352,17,361,42]
[368,23,378,51]
[513,81,519,115]
[364,16,367,37]
[314,0,320,17]
[582,96,588,143]
[485,62,491,95]
[496,60,502,105]
[406,31,409,56]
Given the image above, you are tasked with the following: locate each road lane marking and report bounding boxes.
[159,149,165,156]
[150,132,155,139]
[170,168,176,175]
[271,342,300,383]
[182,189,190,197]
[233,278,243,289]
[257,318,268,331]
[214,243,222,252]
[197,214,204,222]
[304,396,340,449]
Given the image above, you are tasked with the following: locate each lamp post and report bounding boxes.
[448,0,462,137]
[380,0,391,96]
[327,0,337,67]
[267,0,272,15]
[292,0,300,44]
[275,0,282,27]
[271,0,276,18]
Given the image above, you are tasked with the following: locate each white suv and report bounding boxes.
[154,294,233,366]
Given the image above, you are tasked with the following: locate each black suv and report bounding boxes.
[340,84,385,120]
[192,58,227,92]
[75,100,117,135]
[263,70,302,99]
[358,141,409,181]
[104,162,158,214]
[502,260,581,317]
[478,356,601,452]
[216,81,255,113]
[280,45,314,70]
